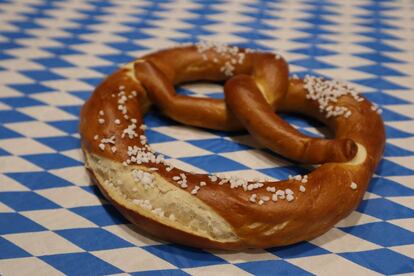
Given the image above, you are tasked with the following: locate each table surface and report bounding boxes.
[0,0,414,275]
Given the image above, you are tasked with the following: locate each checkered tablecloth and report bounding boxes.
[1,0,414,275]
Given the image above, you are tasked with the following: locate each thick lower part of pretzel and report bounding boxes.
[80,45,385,249]
[224,75,357,163]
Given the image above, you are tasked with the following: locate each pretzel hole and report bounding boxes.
[177,82,225,99]
[278,113,334,139]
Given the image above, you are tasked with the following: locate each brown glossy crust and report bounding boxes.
[79,45,385,249]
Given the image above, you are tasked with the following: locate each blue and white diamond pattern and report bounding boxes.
[0,0,414,275]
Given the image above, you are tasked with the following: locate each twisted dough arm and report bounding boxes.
[224,75,357,163]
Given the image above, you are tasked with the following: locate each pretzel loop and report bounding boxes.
[80,43,385,249]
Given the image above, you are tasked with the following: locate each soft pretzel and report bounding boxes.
[80,42,385,249]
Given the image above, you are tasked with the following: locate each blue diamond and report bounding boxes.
[364,92,410,105]
[237,260,313,276]
[131,270,189,276]
[146,129,176,144]
[70,204,128,226]
[357,198,414,220]
[0,236,30,259]
[340,249,414,275]
[0,213,45,235]
[188,138,252,153]
[49,120,78,134]
[41,252,122,275]
[355,64,406,77]
[33,57,75,68]
[268,242,330,258]
[0,97,44,108]
[384,143,414,157]
[0,111,33,123]
[143,244,226,268]
[56,228,133,251]
[291,57,336,70]
[6,171,72,190]
[0,192,59,211]
[340,222,414,247]
[144,111,177,128]
[10,83,52,94]
[23,153,82,170]
[0,125,22,139]
[385,125,413,139]
[368,177,414,197]
[37,136,80,151]
[22,70,65,82]
[375,159,414,176]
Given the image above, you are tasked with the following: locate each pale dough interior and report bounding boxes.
[85,152,239,243]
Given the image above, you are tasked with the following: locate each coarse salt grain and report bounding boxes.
[249,193,257,203]
[132,169,155,189]
[261,196,270,201]
[275,190,285,199]
[122,123,138,139]
[350,182,358,190]
[195,41,245,77]
[371,104,383,114]
[191,186,200,195]
[101,135,115,145]
[304,76,363,119]
[218,178,228,185]
[285,188,294,195]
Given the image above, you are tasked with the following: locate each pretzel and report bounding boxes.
[80,43,385,249]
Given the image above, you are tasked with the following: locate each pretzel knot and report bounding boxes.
[80,42,385,249]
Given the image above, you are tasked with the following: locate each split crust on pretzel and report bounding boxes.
[80,45,385,249]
